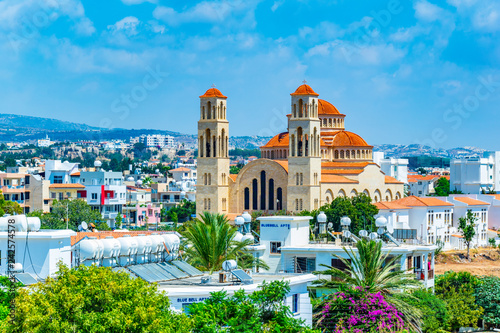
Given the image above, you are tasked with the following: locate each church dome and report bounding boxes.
[261,132,289,148]
[318,99,341,115]
[200,87,227,98]
[290,84,319,96]
[330,131,371,147]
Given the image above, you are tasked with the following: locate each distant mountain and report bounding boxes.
[373,144,486,159]
[0,113,98,132]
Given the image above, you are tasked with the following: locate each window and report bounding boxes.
[270,241,281,254]
[24,176,30,185]
[25,192,30,200]
[44,200,49,205]
[292,294,299,314]
[92,193,98,200]
[331,258,351,272]
[295,257,316,273]
[59,193,63,200]
[54,175,63,184]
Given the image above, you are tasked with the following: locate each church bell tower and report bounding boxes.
[196,86,230,217]
[287,82,322,212]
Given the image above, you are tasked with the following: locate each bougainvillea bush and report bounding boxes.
[315,287,408,333]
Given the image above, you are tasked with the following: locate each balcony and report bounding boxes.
[414,269,434,280]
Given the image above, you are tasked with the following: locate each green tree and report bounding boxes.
[0,190,23,216]
[312,239,422,329]
[115,214,123,229]
[167,210,178,222]
[474,276,500,328]
[318,194,379,235]
[434,177,450,196]
[109,157,120,171]
[435,271,483,331]
[230,163,244,174]
[183,212,254,273]
[4,264,191,332]
[489,237,497,247]
[188,280,317,332]
[162,199,195,222]
[458,210,477,259]
[29,199,107,231]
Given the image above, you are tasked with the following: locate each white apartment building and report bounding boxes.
[130,134,175,149]
[407,174,443,197]
[246,215,437,291]
[37,135,53,147]
[376,195,491,251]
[45,160,80,184]
[79,170,126,227]
[450,151,500,194]
[373,152,409,183]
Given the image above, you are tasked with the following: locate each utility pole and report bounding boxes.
[66,200,69,229]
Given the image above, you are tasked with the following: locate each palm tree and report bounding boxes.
[313,238,423,330]
[183,212,254,273]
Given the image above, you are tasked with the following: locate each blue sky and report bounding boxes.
[0,0,499,149]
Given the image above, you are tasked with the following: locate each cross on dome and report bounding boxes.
[211,84,216,88]
[302,79,307,84]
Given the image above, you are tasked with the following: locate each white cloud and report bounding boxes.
[153,0,260,28]
[271,0,284,12]
[108,16,140,36]
[414,0,445,22]
[449,0,500,32]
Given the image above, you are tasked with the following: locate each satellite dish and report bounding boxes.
[78,225,83,231]
[327,222,333,230]
[369,232,378,240]
[81,221,88,231]
[359,230,368,237]
[343,230,352,238]
[377,227,386,235]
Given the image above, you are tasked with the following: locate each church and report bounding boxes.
[195,83,404,217]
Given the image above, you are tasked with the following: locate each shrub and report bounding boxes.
[435,271,483,331]
[474,276,500,328]
[315,287,406,332]
[396,288,448,333]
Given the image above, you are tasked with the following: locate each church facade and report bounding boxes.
[196,84,404,217]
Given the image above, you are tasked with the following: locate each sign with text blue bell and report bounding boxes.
[261,223,290,229]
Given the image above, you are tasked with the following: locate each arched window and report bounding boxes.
[204,173,207,185]
[205,129,211,157]
[300,173,303,185]
[208,173,211,185]
[340,150,344,159]
[252,179,258,210]
[351,150,355,159]
[199,136,204,157]
[357,150,360,159]
[293,104,297,118]
[335,150,339,159]
[220,101,223,119]
[202,106,205,119]
[213,135,217,157]
[291,134,296,156]
[260,171,266,210]
[346,150,350,159]
[208,198,211,210]
[297,127,303,157]
[312,99,316,117]
[244,187,250,210]
[277,187,283,210]
[268,179,274,210]
[296,173,299,186]
[207,102,212,119]
[298,99,303,117]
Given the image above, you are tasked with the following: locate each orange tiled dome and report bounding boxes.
[261,132,289,148]
[200,88,227,98]
[318,99,341,115]
[290,84,319,96]
[330,131,371,147]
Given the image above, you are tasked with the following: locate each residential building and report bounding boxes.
[37,135,53,147]
[45,160,80,184]
[407,174,444,196]
[130,134,175,148]
[79,170,126,228]
[49,183,86,201]
[450,151,500,194]
[373,152,409,183]
[0,173,30,212]
[196,84,405,217]
[248,215,437,291]
[123,186,161,227]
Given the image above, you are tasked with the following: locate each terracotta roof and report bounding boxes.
[70,171,80,176]
[374,201,411,210]
[170,167,191,172]
[385,176,404,184]
[322,162,370,168]
[290,84,319,96]
[272,160,289,173]
[199,88,227,98]
[322,169,364,175]
[407,174,440,183]
[49,183,85,189]
[321,174,358,184]
[229,174,238,182]
[71,230,175,246]
[318,99,342,115]
[391,195,453,207]
[453,197,490,206]
[329,131,371,147]
[451,234,464,238]
[261,132,289,148]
